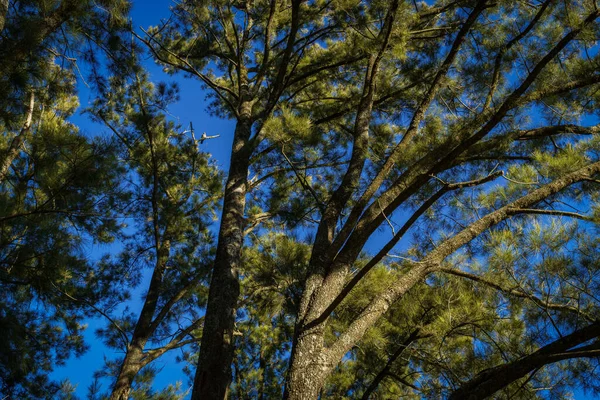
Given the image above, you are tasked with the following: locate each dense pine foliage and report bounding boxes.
[3,1,600,399]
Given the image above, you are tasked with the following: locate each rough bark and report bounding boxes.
[110,345,145,400]
[285,4,399,396]
[192,105,253,400]
[284,326,332,400]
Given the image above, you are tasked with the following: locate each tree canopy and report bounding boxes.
[4,0,600,399]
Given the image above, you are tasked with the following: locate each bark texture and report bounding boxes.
[284,332,332,400]
[110,345,144,400]
[0,0,8,33]
[192,107,253,400]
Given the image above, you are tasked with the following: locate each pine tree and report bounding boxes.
[8,0,597,398]
[0,1,131,397]
[140,0,372,396]
[88,70,222,400]
[143,0,600,398]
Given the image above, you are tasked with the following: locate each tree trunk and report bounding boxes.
[0,0,8,33]
[192,109,253,400]
[284,325,332,400]
[258,344,266,400]
[0,92,34,182]
[110,345,144,400]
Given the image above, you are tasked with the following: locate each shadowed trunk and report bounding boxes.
[192,106,253,400]
[107,239,171,399]
[0,92,34,182]
[0,0,8,33]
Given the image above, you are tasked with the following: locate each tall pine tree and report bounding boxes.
[89,69,222,400]
[142,0,600,398]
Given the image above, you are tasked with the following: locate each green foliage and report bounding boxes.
[5,0,600,398]
[148,0,600,397]
[85,68,223,396]
[0,62,124,400]
[232,233,310,398]
[0,0,134,396]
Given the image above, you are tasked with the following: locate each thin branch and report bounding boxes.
[51,282,130,352]
[135,29,239,114]
[437,267,594,322]
[310,171,503,330]
[143,317,204,364]
[483,0,553,110]
[507,208,594,221]
[281,146,326,213]
[0,92,35,182]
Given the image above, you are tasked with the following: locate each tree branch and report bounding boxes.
[437,267,594,322]
[449,321,600,399]
[0,92,35,182]
[326,161,600,365]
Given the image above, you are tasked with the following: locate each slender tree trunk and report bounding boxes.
[258,343,266,400]
[192,106,253,400]
[110,344,144,400]
[107,278,164,400]
[0,0,8,33]
[0,92,34,182]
